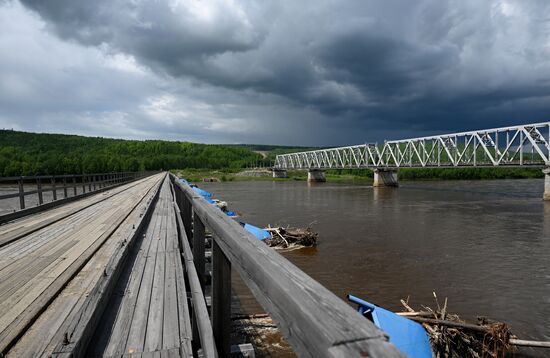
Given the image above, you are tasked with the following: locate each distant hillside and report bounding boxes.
[0,130,276,176]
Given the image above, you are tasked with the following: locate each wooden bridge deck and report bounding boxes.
[0,171,403,358]
[0,173,194,357]
[86,176,192,357]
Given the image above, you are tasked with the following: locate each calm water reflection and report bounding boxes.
[201,179,549,354]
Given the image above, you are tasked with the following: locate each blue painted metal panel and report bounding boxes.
[243,223,271,241]
[192,187,213,198]
[348,295,432,358]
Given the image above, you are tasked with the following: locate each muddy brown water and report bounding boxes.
[199,179,550,357]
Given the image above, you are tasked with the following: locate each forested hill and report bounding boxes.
[0,130,269,176]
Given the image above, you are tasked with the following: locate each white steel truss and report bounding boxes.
[274,122,550,169]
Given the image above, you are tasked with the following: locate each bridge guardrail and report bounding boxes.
[170,173,404,358]
[0,171,158,224]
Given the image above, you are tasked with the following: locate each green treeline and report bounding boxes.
[0,130,266,176]
[325,167,543,180]
[0,129,544,179]
[398,167,543,180]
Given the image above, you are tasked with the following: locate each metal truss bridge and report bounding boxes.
[274,122,550,170]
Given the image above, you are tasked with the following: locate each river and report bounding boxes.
[199,179,550,357]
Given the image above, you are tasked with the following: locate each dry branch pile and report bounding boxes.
[264,226,318,248]
[401,293,513,358]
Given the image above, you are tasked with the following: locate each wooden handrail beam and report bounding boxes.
[170,174,404,358]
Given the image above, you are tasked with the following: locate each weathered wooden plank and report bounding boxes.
[125,198,163,353]
[144,181,168,353]
[170,189,216,358]
[86,176,193,358]
[0,172,156,226]
[162,193,180,351]
[49,175,164,357]
[95,187,163,357]
[0,176,152,247]
[6,194,157,357]
[172,176,404,358]
[192,212,205,291]
[0,175,164,356]
[50,175,164,358]
[211,241,231,358]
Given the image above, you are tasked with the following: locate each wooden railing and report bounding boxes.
[0,171,156,224]
[169,173,404,358]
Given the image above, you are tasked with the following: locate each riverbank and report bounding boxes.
[173,167,544,183]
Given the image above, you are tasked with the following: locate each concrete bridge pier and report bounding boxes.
[272,168,288,178]
[373,168,399,187]
[308,169,326,183]
[543,167,550,201]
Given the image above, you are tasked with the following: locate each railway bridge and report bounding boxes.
[273,122,550,199]
[0,172,403,357]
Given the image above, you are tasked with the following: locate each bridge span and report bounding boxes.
[273,122,550,198]
[0,172,402,357]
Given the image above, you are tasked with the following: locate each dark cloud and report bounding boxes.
[2,0,550,145]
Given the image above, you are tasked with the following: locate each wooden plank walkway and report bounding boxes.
[86,176,192,357]
[0,173,193,357]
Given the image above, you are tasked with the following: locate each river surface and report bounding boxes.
[199,179,550,356]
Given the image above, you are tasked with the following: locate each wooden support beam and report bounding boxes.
[63,177,68,199]
[182,195,193,241]
[193,211,206,290]
[18,178,25,210]
[51,177,57,201]
[171,194,218,358]
[37,178,43,205]
[211,241,231,358]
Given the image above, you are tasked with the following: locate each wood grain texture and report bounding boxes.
[83,176,193,357]
[171,182,217,358]
[0,174,164,357]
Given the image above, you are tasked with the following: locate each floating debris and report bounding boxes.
[399,293,516,358]
[263,226,318,248]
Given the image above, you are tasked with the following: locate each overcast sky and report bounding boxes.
[1,0,550,146]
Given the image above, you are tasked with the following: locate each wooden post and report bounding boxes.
[186,199,193,241]
[193,211,206,290]
[212,240,231,357]
[18,178,25,210]
[82,176,86,193]
[51,177,57,201]
[37,178,43,205]
[93,175,96,191]
[73,176,77,196]
[63,177,68,198]
[88,175,92,191]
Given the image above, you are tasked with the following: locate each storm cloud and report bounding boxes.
[1,0,550,145]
